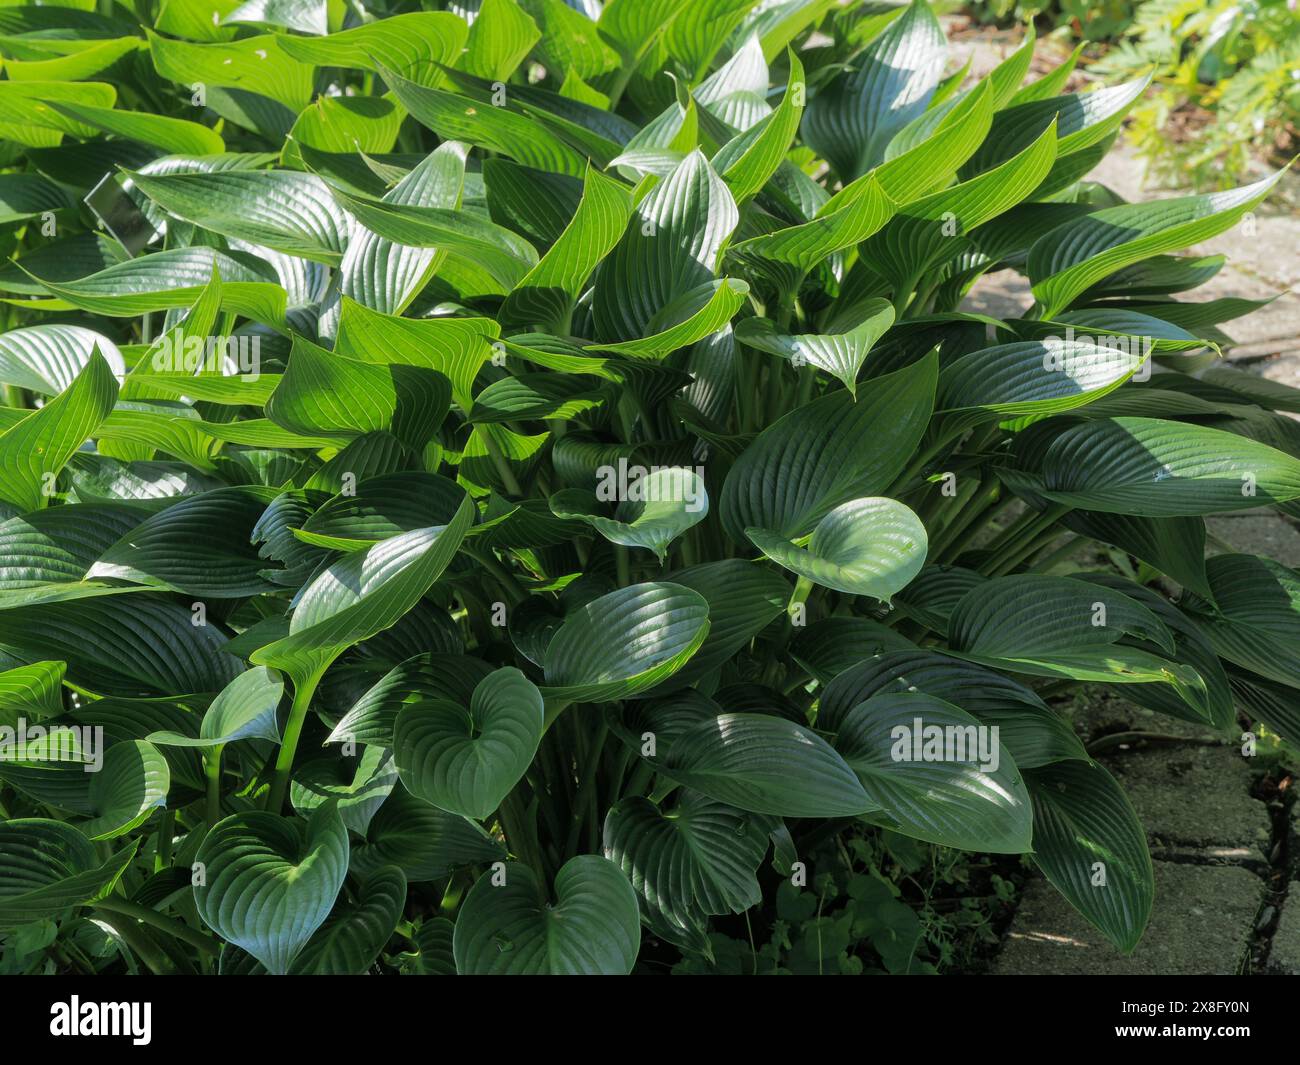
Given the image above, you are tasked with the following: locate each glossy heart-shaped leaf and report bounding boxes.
[0,594,244,697]
[734,298,894,394]
[0,661,66,725]
[946,573,1199,692]
[128,168,349,265]
[453,855,640,975]
[394,667,544,819]
[829,691,1033,853]
[0,324,125,395]
[383,67,587,176]
[1026,759,1153,953]
[937,338,1146,429]
[818,650,1085,769]
[349,786,504,882]
[287,865,407,975]
[550,467,709,561]
[296,472,468,552]
[334,298,498,412]
[657,559,789,690]
[266,336,451,449]
[290,746,398,835]
[660,713,873,817]
[219,865,409,975]
[80,740,170,841]
[1036,417,1300,515]
[592,150,739,344]
[747,496,927,602]
[1188,553,1300,690]
[802,0,946,180]
[89,487,281,598]
[603,790,768,946]
[276,13,467,83]
[720,352,936,542]
[331,188,539,290]
[500,163,633,333]
[411,916,457,974]
[194,804,350,975]
[541,583,710,702]
[325,140,468,330]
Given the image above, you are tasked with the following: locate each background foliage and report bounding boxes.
[968,0,1300,187]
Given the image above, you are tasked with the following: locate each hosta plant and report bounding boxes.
[0,0,1296,976]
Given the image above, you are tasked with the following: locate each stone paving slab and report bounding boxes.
[1253,352,1300,391]
[1265,894,1300,974]
[963,269,1031,320]
[1289,805,1300,878]
[992,861,1265,975]
[1103,745,1272,865]
[1206,514,1300,568]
